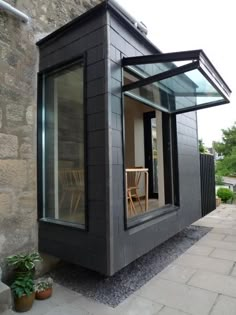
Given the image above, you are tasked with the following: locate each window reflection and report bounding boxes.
[44,62,85,226]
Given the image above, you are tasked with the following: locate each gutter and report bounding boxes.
[0,0,30,23]
[109,0,148,35]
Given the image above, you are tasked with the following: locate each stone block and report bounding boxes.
[0,133,18,158]
[0,193,12,218]
[0,281,12,313]
[0,108,2,128]
[6,104,24,122]
[0,234,7,255]
[0,160,27,190]
[0,133,18,159]
[26,160,36,190]
[19,143,33,159]
[18,192,36,214]
[26,105,34,125]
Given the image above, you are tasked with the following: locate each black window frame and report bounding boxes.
[37,55,88,231]
[122,50,231,114]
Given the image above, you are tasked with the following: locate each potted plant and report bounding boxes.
[6,252,42,278]
[11,276,35,312]
[34,277,53,300]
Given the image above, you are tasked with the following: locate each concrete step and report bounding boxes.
[0,281,12,313]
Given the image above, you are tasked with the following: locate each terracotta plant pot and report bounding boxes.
[35,287,52,300]
[14,292,35,312]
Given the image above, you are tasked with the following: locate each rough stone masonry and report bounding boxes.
[0,0,101,280]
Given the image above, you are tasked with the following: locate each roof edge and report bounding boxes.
[36,0,161,54]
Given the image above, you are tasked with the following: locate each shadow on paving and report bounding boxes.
[48,225,211,307]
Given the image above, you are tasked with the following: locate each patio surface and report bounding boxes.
[4,204,236,315]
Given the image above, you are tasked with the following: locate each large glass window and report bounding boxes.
[124,96,168,222]
[42,61,85,226]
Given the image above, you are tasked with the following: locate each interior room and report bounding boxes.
[124,96,165,219]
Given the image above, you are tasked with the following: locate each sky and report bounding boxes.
[117,0,235,147]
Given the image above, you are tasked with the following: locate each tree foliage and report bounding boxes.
[216,147,236,176]
[213,122,236,156]
[199,139,208,153]
[214,122,236,176]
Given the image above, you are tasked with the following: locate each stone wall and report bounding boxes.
[0,0,101,279]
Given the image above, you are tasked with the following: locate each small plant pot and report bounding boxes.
[35,288,52,300]
[14,292,35,312]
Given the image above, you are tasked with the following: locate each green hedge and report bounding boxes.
[217,187,234,203]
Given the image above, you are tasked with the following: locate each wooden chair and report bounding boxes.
[126,167,144,217]
[59,168,84,215]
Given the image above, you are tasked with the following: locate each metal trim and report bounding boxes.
[122,50,202,66]
[122,61,199,92]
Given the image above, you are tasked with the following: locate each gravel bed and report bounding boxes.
[49,225,211,307]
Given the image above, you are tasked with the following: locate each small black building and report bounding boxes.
[37,0,231,275]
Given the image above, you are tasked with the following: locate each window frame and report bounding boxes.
[37,56,88,231]
[122,91,180,230]
[122,50,231,114]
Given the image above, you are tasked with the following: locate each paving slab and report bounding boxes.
[114,295,163,315]
[70,295,116,315]
[185,244,214,256]
[188,270,236,297]
[200,232,226,241]
[197,238,236,251]
[42,304,90,315]
[4,205,236,315]
[211,227,236,236]
[224,235,236,242]
[135,278,217,315]
[155,264,197,284]
[158,306,191,315]
[174,253,234,274]
[231,264,236,277]
[210,295,236,315]
[210,248,236,261]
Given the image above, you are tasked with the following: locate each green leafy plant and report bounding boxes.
[34,277,53,293]
[215,175,224,185]
[11,276,35,298]
[217,187,234,203]
[6,252,42,272]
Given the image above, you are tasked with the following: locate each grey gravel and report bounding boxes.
[49,225,211,307]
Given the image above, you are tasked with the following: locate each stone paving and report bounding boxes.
[3,204,236,315]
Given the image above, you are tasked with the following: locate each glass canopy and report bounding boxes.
[122,50,231,114]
